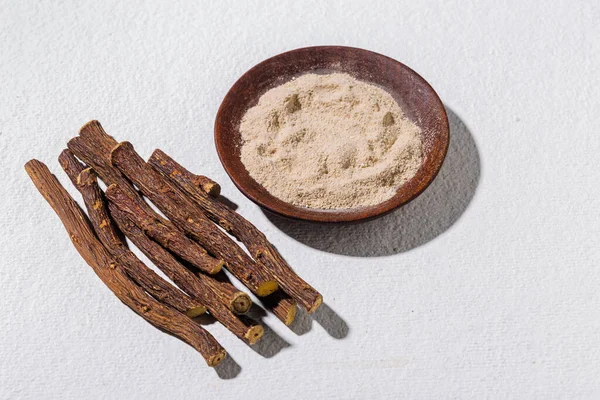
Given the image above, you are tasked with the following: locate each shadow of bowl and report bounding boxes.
[264,107,480,256]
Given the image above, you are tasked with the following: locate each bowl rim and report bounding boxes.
[214,45,449,223]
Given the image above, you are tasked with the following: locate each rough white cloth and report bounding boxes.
[1,1,599,399]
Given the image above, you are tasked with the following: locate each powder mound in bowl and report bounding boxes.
[239,73,423,210]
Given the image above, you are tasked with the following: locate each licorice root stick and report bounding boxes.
[149,149,321,313]
[197,271,252,315]
[25,160,226,366]
[58,150,206,318]
[110,141,278,297]
[108,200,251,314]
[260,291,298,326]
[108,203,264,344]
[103,184,223,275]
[78,120,222,196]
[68,122,184,232]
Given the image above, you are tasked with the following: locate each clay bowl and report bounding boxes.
[215,46,449,223]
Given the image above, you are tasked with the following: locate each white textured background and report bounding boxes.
[2,1,600,399]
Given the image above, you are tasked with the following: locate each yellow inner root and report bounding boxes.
[203,182,221,197]
[184,305,207,318]
[209,260,225,274]
[308,295,323,314]
[208,350,227,367]
[256,280,278,297]
[285,304,297,326]
[245,325,265,345]
[231,292,252,314]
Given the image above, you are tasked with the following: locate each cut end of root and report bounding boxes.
[231,292,252,314]
[109,141,133,165]
[184,305,207,318]
[255,280,278,297]
[24,159,41,174]
[207,349,227,367]
[78,120,103,136]
[77,167,97,186]
[204,182,221,197]
[285,304,297,326]
[308,295,323,314]
[245,325,264,345]
[208,260,224,275]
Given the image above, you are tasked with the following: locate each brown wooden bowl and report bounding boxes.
[215,46,449,223]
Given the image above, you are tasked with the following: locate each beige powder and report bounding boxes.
[239,73,423,210]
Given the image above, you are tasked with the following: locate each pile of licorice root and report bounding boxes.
[25,121,322,367]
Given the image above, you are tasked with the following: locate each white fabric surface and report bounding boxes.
[1,1,599,398]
